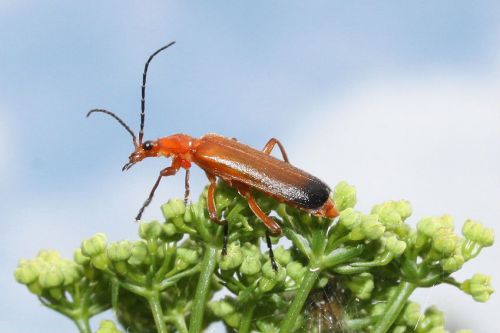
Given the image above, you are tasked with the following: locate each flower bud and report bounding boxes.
[139,221,163,240]
[74,248,90,265]
[258,276,277,292]
[461,273,494,302]
[210,299,235,317]
[286,261,306,282]
[239,255,261,276]
[92,253,110,270]
[127,241,148,266]
[432,228,458,256]
[161,199,186,220]
[177,248,199,265]
[81,233,107,257]
[273,246,292,266]
[219,243,243,270]
[39,266,64,288]
[462,219,494,247]
[96,320,123,333]
[339,208,362,230]
[60,263,81,286]
[386,235,407,256]
[333,181,357,211]
[107,241,133,262]
[402,301,421,327]
[14,261,39,285]
[360,214,385,240]
[395,200,412,220]
[262,261,286,283]
[441,253,464,273]
[346,273,374,300]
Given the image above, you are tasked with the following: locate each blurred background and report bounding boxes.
[1,1,499,332]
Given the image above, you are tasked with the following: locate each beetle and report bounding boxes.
[87,42,339,258]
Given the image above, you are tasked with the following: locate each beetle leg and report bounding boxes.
[184,169,191,205]
[206,173,229,255]
[242,189,282,235]
[265,231,278,271]
[136,159,181,221]
[262,138,290,163]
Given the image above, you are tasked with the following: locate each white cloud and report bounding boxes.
[290,71,500,331]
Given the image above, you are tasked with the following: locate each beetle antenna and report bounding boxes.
[139,41,176,145]
[87,109,138,147]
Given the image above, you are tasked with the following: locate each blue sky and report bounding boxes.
[1,1,499,332]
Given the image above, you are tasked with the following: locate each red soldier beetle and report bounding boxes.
[87,42,339,266]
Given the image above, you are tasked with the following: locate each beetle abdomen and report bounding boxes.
[193,134,331,210]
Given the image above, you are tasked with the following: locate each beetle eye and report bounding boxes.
[143,141,154,151]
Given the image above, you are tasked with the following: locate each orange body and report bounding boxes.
[129,132,338,233]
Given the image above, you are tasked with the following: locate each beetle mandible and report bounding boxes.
[87,42,339,255]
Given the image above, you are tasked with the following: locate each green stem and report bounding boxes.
[73,317,92,333]
[239,303,256,333]
[147,292,168,333]
[372,281,416,333]
[188,245,218,333]
[171,313,189,333]
[280,266,320,333]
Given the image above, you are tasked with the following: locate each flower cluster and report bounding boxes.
[14,181,494,333]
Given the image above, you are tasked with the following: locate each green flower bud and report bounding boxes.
[139,221,163,240]
[60,263,81,286]
[162,223,177,236]
[107,241,133,262]
[371,303,386,317]
[258,276,277,292]
[96,320,123,333]
[461,273,494,302]
[462,219,494,247]
[395,200,412,220]
[286,261,306,282]
[161,199,186,220]
[442,253,464,272]
[418,215,454,238]
[209,300,235,317]
[360,214,385,240]
[74,248,90,265]
[372,201,405,231]
[386,235,407,257]
[239,255,261,275]
[333,181,357,211]
[219,243,243,270]
[339,208,363,230]
[38,250,62,262]
[27,281,43,295]
[91,253,110,270]
[428,327,448,333]
[39,266,64,288]
[273,246,292,266]
[81,233,107,257]
[346,273,374,300]
[224,313,242,328]
[432,228,458,256]
[177,248,199,265]
[128,241,148,266]
[240,242,261,258]
[393,326,407,333]
[49,287,63,301]
[14,261,39,285]
[262,261,286,283]
[421,306,445,329]
[114,261,128,275]
[402,302,421,327]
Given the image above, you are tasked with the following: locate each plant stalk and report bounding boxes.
[372,281,416,333]
[280,265,320,333]
[147,292,168,333]
[188,245,218,333]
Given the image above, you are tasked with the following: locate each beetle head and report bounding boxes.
[122,140,160,171]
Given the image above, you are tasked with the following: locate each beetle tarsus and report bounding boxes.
[265,232,278,271]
